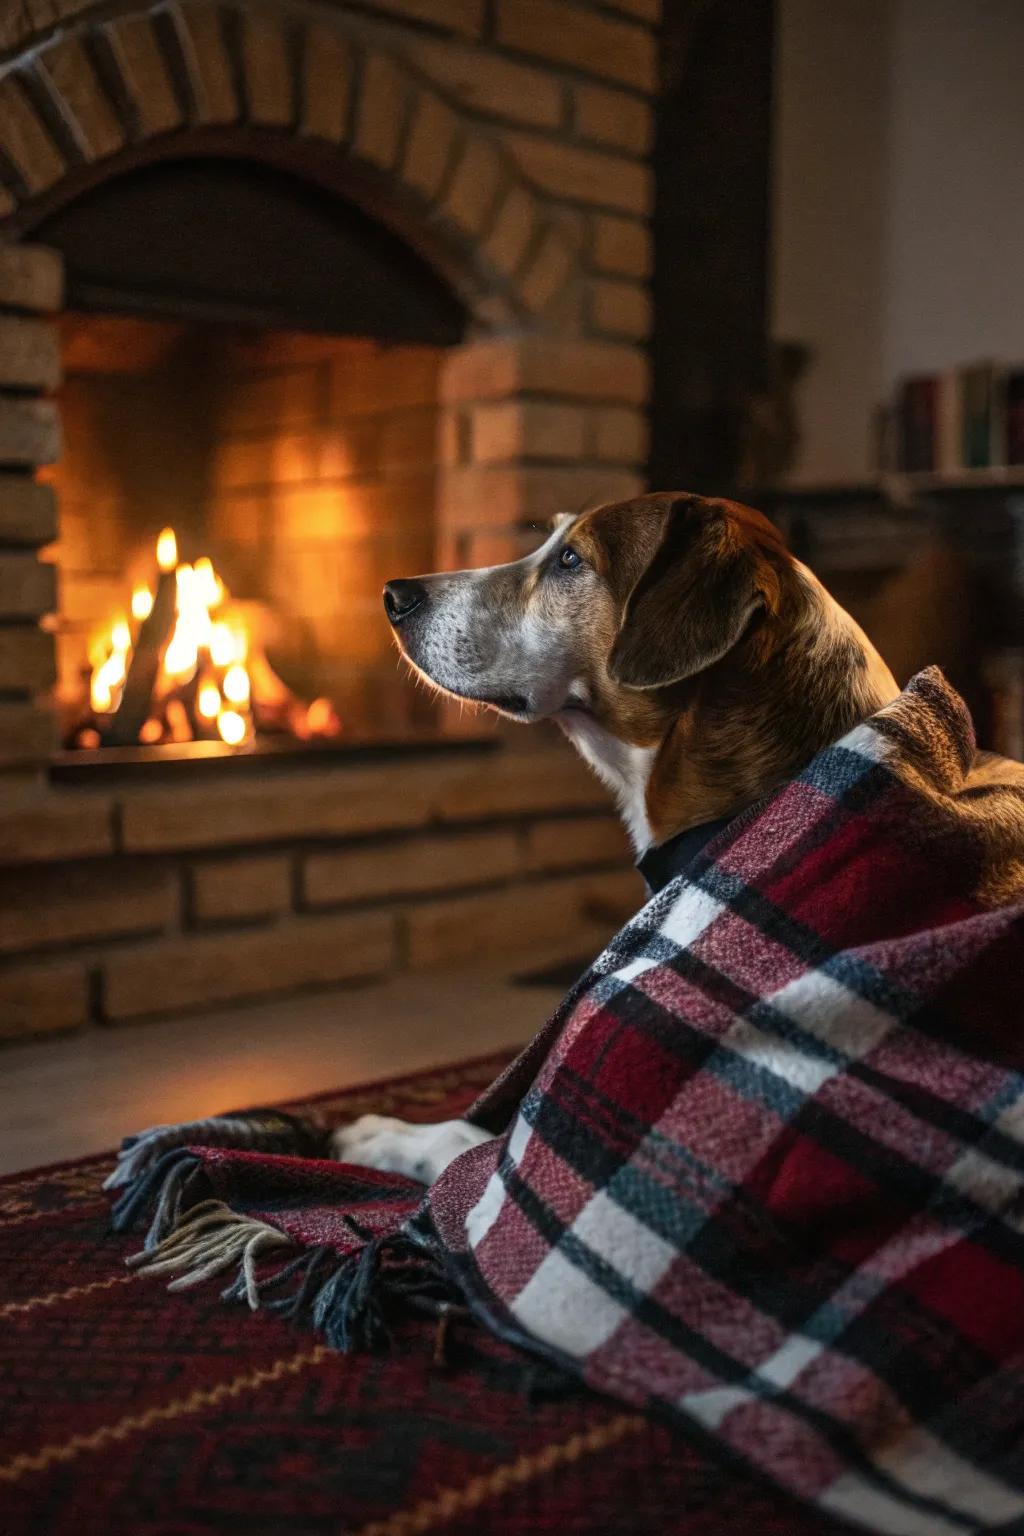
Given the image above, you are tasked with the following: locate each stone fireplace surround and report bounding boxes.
[0,0,656,1039]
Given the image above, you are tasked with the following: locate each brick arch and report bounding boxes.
[0,0,578,328]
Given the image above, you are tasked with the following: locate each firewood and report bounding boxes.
[100,572,176,747]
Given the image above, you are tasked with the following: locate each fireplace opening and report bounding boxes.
[32,159,476,765]
[44,311,458,758]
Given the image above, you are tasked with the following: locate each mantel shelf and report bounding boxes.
[752,468,1024,504]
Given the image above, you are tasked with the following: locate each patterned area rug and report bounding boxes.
[1,1052,848,1536]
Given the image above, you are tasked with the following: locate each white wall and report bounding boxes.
[772,0,1024,485]
[771,0,889,485]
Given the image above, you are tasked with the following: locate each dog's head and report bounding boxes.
[383,492,791,742]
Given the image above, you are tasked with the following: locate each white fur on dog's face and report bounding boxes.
[390,519,597,724]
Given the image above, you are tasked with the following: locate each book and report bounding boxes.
[1005,369,1024,466]
[900,376,937,472]
[961,362,999,468]
[935,369,962,476]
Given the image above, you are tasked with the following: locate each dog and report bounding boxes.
[331,491,900,1184]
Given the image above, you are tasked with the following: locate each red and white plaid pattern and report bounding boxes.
[430,670,1024,1536]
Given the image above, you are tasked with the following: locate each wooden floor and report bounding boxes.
[0,950,585,1175]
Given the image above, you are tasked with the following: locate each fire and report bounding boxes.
[77,528,342,751]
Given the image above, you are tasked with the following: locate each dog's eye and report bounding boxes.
[558,546,582,570]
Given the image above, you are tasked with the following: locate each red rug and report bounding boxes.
[1,1052,849,1535]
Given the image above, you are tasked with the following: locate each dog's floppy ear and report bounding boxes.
[608,496,767,690]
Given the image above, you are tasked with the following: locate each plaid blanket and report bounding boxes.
[109,668,1024,1536]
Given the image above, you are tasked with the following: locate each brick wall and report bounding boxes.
[0,245,61,777]
[347,0,656,331]
[437,335,648,571]
[0,742,642,1040]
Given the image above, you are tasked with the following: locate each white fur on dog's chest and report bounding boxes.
[559,711,655,852]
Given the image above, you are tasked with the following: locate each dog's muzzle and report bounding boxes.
[383,579,427,626]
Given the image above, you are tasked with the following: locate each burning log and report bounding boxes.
[99,544,177,747]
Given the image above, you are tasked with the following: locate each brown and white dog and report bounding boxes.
[331,491,900,1182]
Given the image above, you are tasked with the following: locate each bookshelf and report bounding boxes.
[884,467,1024,496]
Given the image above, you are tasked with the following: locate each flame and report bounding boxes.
[156,527,177,572]
[131,584,154,621]
[210,623,234,667]
[193,557,223,608]
[217,709,247,746]
[222,663,250,705]
[88,615,131,713]
[163,630,198,681]
[81,525,343,750]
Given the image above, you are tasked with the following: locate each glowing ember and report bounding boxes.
[76,526,343,751]
[307,697,341,735]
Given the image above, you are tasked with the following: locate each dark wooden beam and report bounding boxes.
[651,0,775,494]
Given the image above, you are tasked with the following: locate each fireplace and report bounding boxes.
[36,150,480,757]
[0,0,656,1038]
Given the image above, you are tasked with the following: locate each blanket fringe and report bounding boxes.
[127,1199,294,1307]
[109,1148,208,1249]
[119,1163,464,1352]
[110,1120,469,1354]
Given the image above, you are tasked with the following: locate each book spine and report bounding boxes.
[900,377,937,473]
[936,370,962,476]
[1007,370,1024,466]
[990,364,1009,467]
[962,365,993,468]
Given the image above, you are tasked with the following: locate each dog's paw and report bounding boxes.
[329,1115,492,1185]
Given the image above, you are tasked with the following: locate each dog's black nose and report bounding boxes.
[383,579,427,625]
